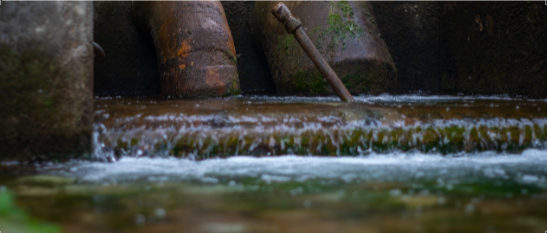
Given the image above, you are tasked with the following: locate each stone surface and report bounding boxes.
[371,1,442,93]
[222,1,276,95]
[93,1,160,96]
[0,1,94,160]
[440,1,547,97]
[251,1,397,96]
[132,1,240,97]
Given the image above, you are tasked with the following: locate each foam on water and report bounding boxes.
[51,149,547,186]
[239,94,540,103]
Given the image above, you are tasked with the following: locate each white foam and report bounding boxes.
[237,94,533,103]
[51,149,547,185]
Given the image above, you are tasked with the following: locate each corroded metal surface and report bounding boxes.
[252,1,397,96]
[132,1,240,97]
[272,3,354,102]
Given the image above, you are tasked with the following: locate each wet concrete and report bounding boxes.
[0,1,93,160]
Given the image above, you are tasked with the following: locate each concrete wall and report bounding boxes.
[0,1,94,160]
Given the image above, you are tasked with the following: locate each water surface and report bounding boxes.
[2,95,547,232]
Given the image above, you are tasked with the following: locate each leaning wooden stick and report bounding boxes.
[271,3,355,102]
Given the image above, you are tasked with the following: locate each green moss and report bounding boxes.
[314,1,365,50]
[341,72,372,91]
[224,48,237,66]
[277,34,295,51]
[290,71,328,95]
[106,120,546,160]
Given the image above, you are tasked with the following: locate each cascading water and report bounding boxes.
[3,94,547,233]
[92,95,547,161]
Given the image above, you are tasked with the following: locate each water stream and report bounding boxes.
[2,95,547,232]
[94,95,547,160]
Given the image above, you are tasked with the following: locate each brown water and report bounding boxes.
[2,95,547,233]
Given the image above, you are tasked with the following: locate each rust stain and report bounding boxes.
[227,38,236,56]
[133,1,240,97]
[177,40,191,58]
[205,67,225,94]
[157,13,178,61]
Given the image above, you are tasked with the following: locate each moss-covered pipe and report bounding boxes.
[251,1,397,97]
[272,3,354,102]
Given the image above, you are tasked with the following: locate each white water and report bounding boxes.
[239,94,544,103]
[50,149,547,186]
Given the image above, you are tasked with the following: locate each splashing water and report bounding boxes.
[3,95,547,233]
[92,95,547,161]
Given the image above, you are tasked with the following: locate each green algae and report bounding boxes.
[341,71,373,91]
[108,123,547,160]
[290,71,328,95]
[277,34,295,51]
[314,1,365,50]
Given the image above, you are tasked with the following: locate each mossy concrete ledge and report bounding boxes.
[0,1,94,161]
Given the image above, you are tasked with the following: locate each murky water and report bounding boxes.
[2,95,547,232]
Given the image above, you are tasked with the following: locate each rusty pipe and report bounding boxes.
[132,1,240,97]
[271,3,354,102]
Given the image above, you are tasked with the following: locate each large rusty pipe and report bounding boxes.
[132,1,240,97]
[271,3,355,102]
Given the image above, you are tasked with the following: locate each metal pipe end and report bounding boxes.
[271,3,290,21]
[271,3,301,33]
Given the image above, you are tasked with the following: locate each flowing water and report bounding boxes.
[2,95,547,232]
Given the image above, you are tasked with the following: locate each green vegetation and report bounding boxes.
[277,34,295,51]
[314,1,365,50]
[0,189,61,233]
[290,71,328,95]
